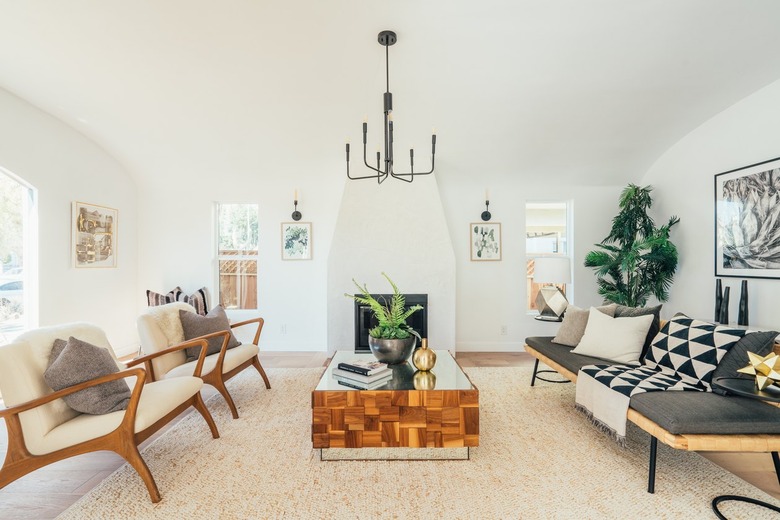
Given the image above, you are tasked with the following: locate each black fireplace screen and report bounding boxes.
[354,294,428,352]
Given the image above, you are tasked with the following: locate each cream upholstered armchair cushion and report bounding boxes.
[137,302,270,419]
[0,322,219,503]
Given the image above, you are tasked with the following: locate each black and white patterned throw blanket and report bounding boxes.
[575,314,746,445]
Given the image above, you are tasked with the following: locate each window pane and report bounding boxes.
[0,172,27,341]
[526,202,569,312]
[218,204,258,255]
[219,259,257,309]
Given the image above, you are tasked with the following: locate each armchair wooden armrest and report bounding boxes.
[230,316,265,346]
[127,335,217,379]
[0,367,147,419]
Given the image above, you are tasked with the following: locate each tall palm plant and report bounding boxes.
[584,184,680,307]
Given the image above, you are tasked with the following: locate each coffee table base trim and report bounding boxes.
[320,447,470,461]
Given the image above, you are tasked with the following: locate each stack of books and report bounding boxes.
[332,359,392,389]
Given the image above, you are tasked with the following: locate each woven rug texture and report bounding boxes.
[57,367,780,519]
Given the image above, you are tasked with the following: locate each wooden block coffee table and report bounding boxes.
[311,350,478,460]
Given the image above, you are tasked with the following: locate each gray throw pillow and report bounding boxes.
[711,330,779,395]
[614,304,662,361]
[180,305,241,362]
[552,303,617,347]
[44,337,131,415]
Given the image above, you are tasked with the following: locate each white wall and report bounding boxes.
[437,178,622,351]
[135,173,342,351]
[642,78,780,327]
[0,87,139,354]
[137,165,622,353]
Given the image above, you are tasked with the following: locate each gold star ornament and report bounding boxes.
[737,351,780,390]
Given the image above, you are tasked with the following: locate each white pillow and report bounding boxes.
[572,307,654,363]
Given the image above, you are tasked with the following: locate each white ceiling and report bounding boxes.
[1,0,780,187]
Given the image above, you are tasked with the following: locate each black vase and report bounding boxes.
[715,279,723,322]
[738,280,749,326]
[719,286,730,325]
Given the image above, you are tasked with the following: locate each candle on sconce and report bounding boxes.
[294,189,298,201]
[485,189,489,201]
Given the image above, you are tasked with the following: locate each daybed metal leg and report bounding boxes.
[772,452,780,486]
[531,359,540,387]
[648,436,657,494]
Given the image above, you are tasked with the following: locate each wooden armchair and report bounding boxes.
[137,302,271,419]
[0,322,219,503]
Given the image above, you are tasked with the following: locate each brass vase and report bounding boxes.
[412,338,436,371]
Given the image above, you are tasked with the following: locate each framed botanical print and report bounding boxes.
[715,156,780,278]
[470,222,502,261]
[72,202,118,268]
[281,222,312,260]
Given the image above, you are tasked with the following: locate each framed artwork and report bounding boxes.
[470,222,502,261]
[72,202,118,268]
[281,222,312,260]
[715,156,780,278]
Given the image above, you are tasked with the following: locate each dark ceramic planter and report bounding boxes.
[367,336,417,365]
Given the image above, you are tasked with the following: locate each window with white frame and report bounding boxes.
[0,168,37,344]
[216,203,258,310]
[526,201,571,312]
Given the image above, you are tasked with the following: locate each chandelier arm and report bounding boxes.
[390,172,414,183]
[391,153,435,178]
[392,169,433,178]
[361,144,384,175]
[348,152,386,180]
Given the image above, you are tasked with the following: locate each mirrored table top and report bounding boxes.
[314,350,474,392]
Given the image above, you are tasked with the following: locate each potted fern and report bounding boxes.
[345,272,423,364]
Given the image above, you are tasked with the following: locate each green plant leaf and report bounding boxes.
[344,273,423,339]
[584,184,679,305]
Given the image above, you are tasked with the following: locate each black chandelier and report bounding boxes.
[346,30,437,184]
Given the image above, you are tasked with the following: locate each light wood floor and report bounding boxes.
[0,352,778,519]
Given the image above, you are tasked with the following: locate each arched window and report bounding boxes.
[0,168,37,342]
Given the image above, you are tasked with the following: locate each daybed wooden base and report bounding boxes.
[525,344,780,494]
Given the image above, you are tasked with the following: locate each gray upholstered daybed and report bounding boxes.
[525,325,780,494]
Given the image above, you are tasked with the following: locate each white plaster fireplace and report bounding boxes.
[327,175,456,353]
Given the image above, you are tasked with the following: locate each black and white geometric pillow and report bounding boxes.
[643,313,746,388]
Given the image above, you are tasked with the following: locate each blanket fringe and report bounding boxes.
[575,403,627,448]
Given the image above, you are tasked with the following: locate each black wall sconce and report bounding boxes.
[481,190,491,221]
[291,189,302,221]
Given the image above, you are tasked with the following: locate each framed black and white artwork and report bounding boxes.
[715,156,780,279]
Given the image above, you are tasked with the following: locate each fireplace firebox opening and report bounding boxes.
[353,294,428,352]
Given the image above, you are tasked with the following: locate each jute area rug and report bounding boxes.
[58,367,780,519]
